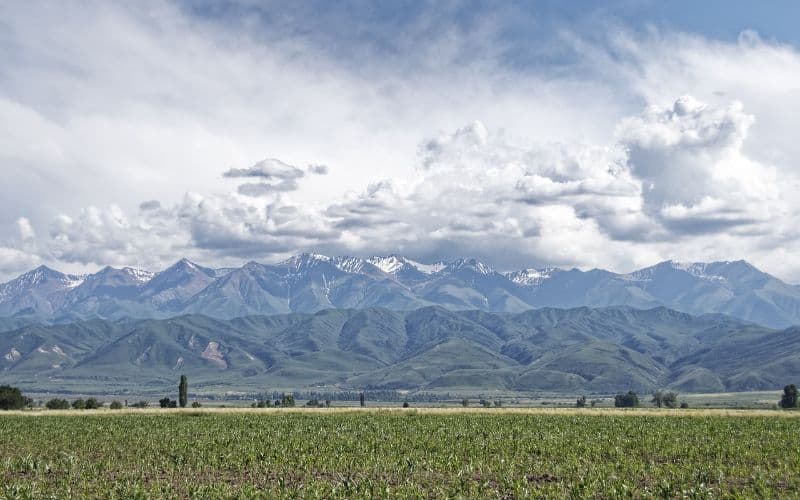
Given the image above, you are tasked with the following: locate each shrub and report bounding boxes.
[130,401,149,408]
[461,399,469,407]
[614,392,639,408]
[110,400,123,410]
[0,385,28,410]
[680,402,689,409]
[46,398,71,410]
[576,395,587,408]
[191,401,202,408]
[402,401,410,408]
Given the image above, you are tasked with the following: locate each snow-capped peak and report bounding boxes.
[368,255,446,275]
[122,267,155,284]
[279,253,331,270]
[669,261,727,282]
[368,255,407,274]
[331,256,368,274]
[444,258,494,275]
[504,267,558,286]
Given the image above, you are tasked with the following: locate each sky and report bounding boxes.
[2,1,800,281]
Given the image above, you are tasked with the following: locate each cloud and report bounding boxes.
[3,4,800,282]
[16,218,35,241]
[307,164,329,175]
[139,200,161,211]
[223,158,305,181]
[616,96,779,235]
[3,94,799,283]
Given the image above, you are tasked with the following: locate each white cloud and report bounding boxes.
[16,218,35,241]
[2,4,800,282]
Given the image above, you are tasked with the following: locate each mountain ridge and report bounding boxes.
[1,305,796,395]
[2,255,800,328]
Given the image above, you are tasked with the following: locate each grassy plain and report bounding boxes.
[1,408,798,498]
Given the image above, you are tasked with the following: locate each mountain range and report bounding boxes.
[1,254,799,328]
[1,305,796,395]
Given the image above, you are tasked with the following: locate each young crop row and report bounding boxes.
[1,412,798,497]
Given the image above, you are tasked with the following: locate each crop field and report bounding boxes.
[1,409,799,498]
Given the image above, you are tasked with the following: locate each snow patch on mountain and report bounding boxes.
[368,255,446,275]
[368,255,406,274]
[122,267,155,284]
[505,268,559,286]
[671,261,727,282]
[443,258,494,275]
[332,256,368,274]
[4,347,21,362]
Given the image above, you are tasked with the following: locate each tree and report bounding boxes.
[0,385,28,410]
[46,398,71,410]
[651,391,664,408]
[779,384,799,408]
[614,391,639,408]
[281,393,295,407]
[110,401,123,410]
[576,395,587,408]
[72,399,86,410]
[402,401,410,408]
[84,398,103,409]
[651,390,678,408]
[191,401,202,408]
[159,397,177,408]
[359,392,365,407]
[461,398,469,407]
[179,375,188,408]
[680,402,689,409]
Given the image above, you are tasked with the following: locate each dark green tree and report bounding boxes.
[84,398,102,409]
[614,391,639,408]
[576,395,587,408]
[110,401,123,410]
[281,393,295,407]
[359,392,365,407]
[72,399,86,410]
[46,398,71,410]
[159,397,177,408]
[779,384,799,408]
[179,374,188,408]
[0,385,28,410]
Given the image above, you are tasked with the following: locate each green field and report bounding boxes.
[1,409,798,498]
